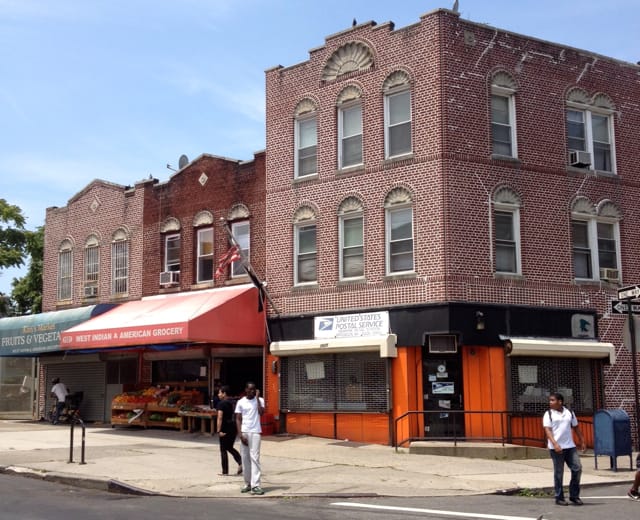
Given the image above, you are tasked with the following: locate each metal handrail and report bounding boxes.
[393,409,594,451]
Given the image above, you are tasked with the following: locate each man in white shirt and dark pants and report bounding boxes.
[543,392,586,506]
[235,381,265,495]
[50,377,69,424]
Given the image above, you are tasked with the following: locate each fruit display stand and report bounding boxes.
[178,406,217,436]
[111,388,203,430]
[111,402,148,428]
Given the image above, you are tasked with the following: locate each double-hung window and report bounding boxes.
[295,224,317,284]
[494,210,520,273]
[493,188,522,275]
[340,214,364,280]
[83,236,99,297]
[566,105,615,172]
[196,228,214,283]
[57,241,73,301]
[338,102,363,169]
[295,115,317,178]
[386,207,414,274]
[385,89,411,158]
[231,221,250,277]
[491,94,516,157]
[164,234,180,272]
[111,231,129,295]
[572,218,620,281]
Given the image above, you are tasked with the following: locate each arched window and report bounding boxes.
[293,205,318,285]
[493,187,522,274]
[566,88,616,172]
[384,187,414,275]
[57,239,73,301]
[111,228,129,295]
[383,71,412,159]
[338,197,364,280]
[490,71,518,158]
[337,86,363,169]
[294,98,318,179]
[83,234,100,298]
[571,197,621,281]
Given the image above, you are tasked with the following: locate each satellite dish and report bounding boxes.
[178,154,189,169]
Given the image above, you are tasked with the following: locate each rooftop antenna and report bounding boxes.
[166,164,177,172]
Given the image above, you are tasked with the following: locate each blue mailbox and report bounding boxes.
[593,409,633,471]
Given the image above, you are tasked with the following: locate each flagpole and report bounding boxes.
[218,218,281,317]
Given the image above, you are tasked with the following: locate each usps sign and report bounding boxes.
[314,311,390,339]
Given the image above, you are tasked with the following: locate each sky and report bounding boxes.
[1,0,638,294]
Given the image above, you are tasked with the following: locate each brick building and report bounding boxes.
[264,8,639,446]
[35,152,266,421]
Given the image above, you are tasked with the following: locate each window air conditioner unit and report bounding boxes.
[159,271,180,286]
[569,150,591,168]
[83,285,98,298]
[599,268,619,282]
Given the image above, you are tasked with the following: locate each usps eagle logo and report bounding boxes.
[318,318,334,331]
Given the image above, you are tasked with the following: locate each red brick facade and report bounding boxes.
[265,9,640,433]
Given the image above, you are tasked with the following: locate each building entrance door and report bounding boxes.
[422,353,464,438]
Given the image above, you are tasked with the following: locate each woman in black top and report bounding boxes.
[215,385,242,476]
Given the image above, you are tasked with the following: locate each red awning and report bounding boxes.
[60,285,264,350]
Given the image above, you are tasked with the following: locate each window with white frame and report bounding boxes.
[339,197,364,280]
[295,112,317,178]
[566,89,616,172]
[293,206,317,285]
[490,72,517,158]
[385,90,411,158]
[385,188,414,275]
[337,86,363,169]
[84,235,99,296]
[231,221,250,277]
[196,227,214,282]
[164,234,180,272]
[57,240,73,301]
[571,198,621,281]
[111,230,129,295]
[493,187,521,275]
[383,71,412,159]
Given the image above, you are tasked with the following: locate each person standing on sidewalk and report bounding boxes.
[235,382,265,495]
[50,377,69,424]
[543,392,586,506]
[628,454,640,500]
[216,385,242,476]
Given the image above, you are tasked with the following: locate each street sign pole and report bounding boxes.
[625,297,640,451]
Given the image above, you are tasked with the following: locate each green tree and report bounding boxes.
[0,199,27,315]
[0,198,27,269]
[11,226,44,315]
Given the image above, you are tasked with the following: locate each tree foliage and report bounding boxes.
[0,199,27,270]
[11,226,44,315]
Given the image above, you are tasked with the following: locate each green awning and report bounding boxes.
[0,304,116,356]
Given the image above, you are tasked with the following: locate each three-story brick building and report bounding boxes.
[264,8,638,446]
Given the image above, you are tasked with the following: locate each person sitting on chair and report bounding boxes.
[50,377,69,424]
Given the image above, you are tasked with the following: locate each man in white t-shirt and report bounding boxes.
[543,392,586,506]
[235,382,265,495]
[50,377,69,424]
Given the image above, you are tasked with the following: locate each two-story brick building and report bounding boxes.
[264,8,638,446]
[33,152,266,421]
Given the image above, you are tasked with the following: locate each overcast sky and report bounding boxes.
[1,0,638,294]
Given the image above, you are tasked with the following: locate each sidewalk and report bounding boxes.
[0,419,634,498]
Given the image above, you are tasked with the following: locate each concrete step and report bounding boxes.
[409,441,549,460]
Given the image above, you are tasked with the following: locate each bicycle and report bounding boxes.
[47,391,84,424]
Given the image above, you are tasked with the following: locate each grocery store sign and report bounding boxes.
[314,311,389,339]
[61,325,186,347]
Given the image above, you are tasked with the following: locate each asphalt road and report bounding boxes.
[2,474,637,520]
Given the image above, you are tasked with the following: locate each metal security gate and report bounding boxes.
[44,362,106,422]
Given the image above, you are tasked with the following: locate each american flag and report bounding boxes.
[214,245,241,279]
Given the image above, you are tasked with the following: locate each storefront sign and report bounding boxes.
[571,314,595,339]
[314,311,390,339]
